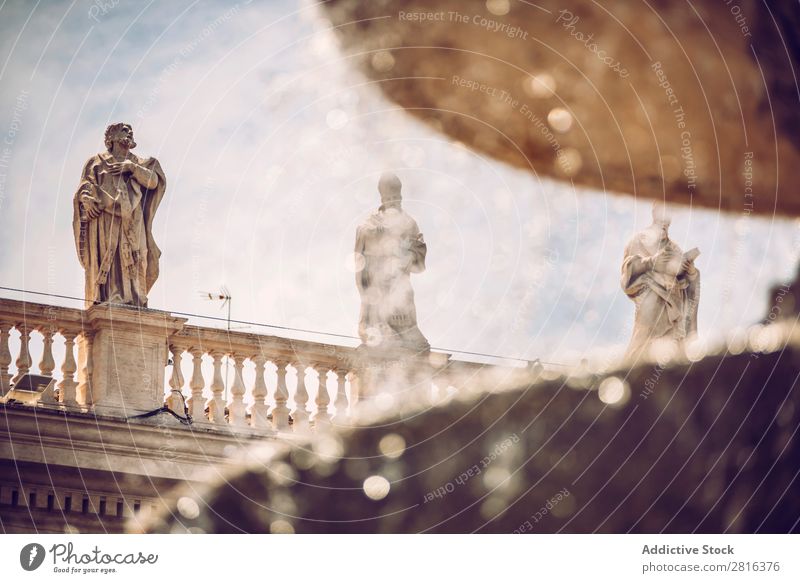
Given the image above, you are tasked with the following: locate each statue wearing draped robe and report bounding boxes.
[355,172,429,354]
[621,203,700,360]
[72,123,166,308]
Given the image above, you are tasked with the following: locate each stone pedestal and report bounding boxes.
[354,345,447,405]
[80,305,187,416]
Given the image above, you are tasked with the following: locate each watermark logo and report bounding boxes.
[19,543,46,571]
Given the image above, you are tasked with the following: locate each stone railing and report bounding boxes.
[0,297,525,434]
[0,298,86,406]
[167,324,363,432]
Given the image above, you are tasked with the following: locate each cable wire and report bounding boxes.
[0,285,568,367]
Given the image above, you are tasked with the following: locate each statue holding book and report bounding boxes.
[621,203,700,360]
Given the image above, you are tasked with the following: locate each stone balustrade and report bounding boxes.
[0,297,524,435]
[167,323,363,432]
[0,298,86,406]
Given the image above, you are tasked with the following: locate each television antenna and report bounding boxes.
[201,286,232,401]
[202,286,232,330]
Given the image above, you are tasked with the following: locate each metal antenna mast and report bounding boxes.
[201,286,232,401]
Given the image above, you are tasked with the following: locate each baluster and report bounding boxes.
[37,326,59,405]
[0,322,12,396]
[348,369,362,410]
[250,354,270,429]
[38,327,56,377]
[332,369,350,424]
[291,362,310,432]
[272,361,290,430]
[313,365,331,429]
[58,331,78,407]
[166,344,186,415]
[207,350,226,424]
[227,354,246,426]
[77,333,94,406]
[12,324,32,384]
[187,348,206,421]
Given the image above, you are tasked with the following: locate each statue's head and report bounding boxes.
[378,172,402,209]
[651,202,671,225]
[104,123,136,152]
[651,202,671,242]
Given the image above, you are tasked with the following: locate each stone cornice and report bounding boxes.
[0,403,285,481]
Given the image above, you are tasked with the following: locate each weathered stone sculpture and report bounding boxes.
[621,203,700,360]
[72,123,166,308]
[354,172,429,354]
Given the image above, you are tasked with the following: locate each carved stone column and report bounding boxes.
[0,322,12,396]
[166,344,186,416]
[83,305,187,416]
[332,369,349,424]
[77,332,94,406]
[187,347,206,421]
[58,330,79,407]
[250,354,270,429]
[313,365,331,429]
[37,327,59,406]
[12,323,31,385]
[227,354,247,427]
[207,350,226,424]
[272,360,290,431]
[37,326,56,377]
[291,362,310,432]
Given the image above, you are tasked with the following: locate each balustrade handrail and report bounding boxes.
[172,324,360,371]
[0,296,530,436]
[0,298,85,332]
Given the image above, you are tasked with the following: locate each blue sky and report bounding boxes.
[1,0,798,367]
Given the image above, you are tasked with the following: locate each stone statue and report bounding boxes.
[354,172,429,354]
[621,203,700,359]
[72,123,166,308]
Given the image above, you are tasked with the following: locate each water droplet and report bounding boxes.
[371,50,395,72]
[177,497,200,520]
[547,108,573,133]
[525,73,556,98]
[486,0,510,16]
[363,475,391,500]
[270,519,295,534]
[598,376,630,406]
[685,337,709,362]
[379,433,406,459]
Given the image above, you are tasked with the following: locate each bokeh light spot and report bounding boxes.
[176,497,199,520]
[598,376,630,406]
[547,107,573,133]
[486,0,510,16]
[525,73,556,98]
[363,475,391,500]
[379,433,407,459]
